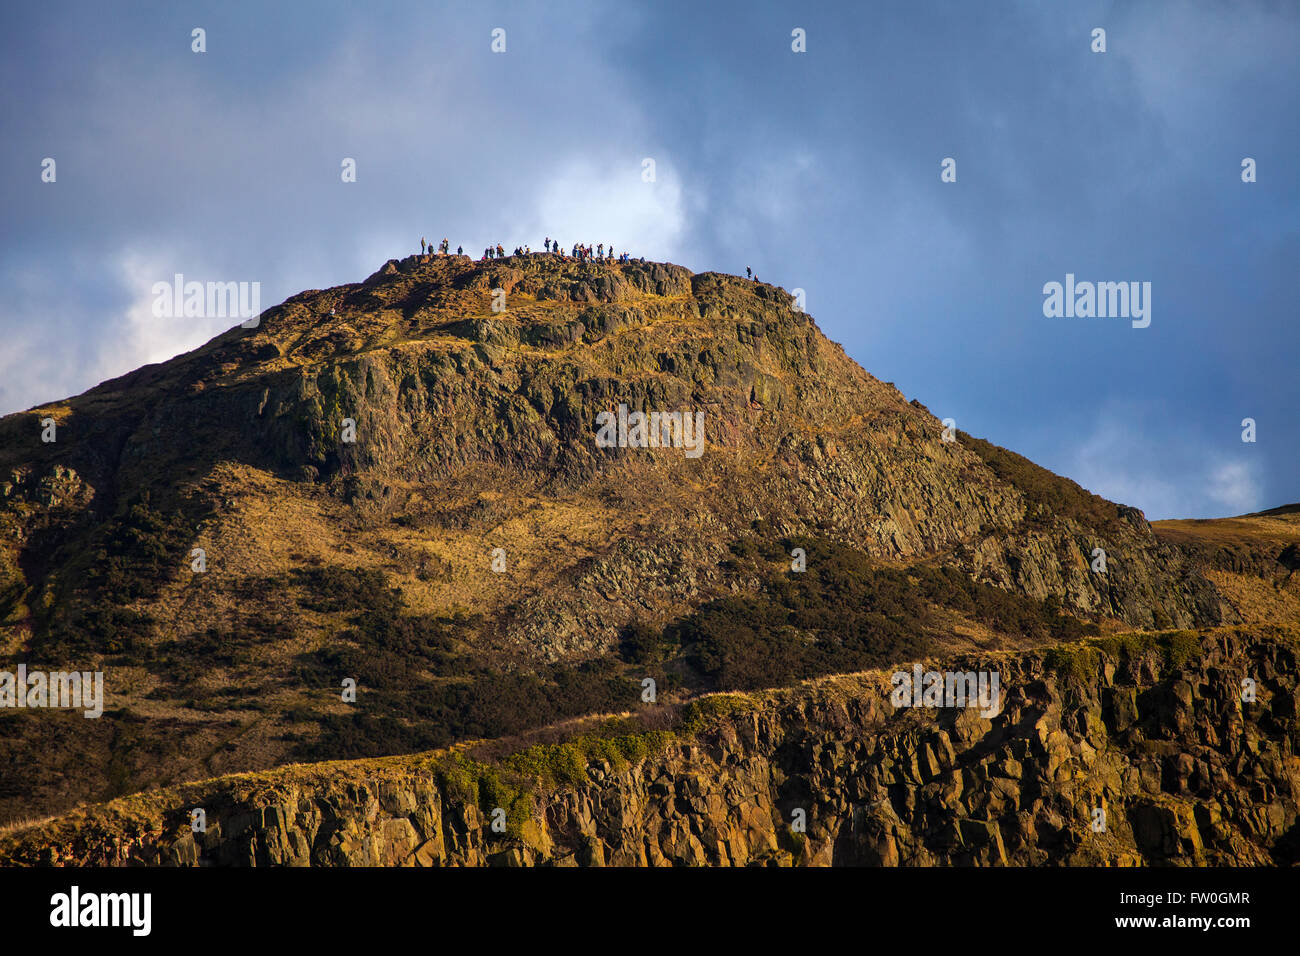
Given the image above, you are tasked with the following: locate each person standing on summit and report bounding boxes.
[421,237,427,255]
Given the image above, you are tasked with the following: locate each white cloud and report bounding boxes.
[529,159,686,261]
[0,250,255,415]
[94,250,227,384]
[1068,408,1264,520]
[1206,461,1262,515]
[0,268,81,412]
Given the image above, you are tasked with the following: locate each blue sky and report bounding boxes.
[2,0,1296,519]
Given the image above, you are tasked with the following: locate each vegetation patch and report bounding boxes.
[31,493,212,658]
[426,693,754,811]
[1045,629,1206,682]
[959,431,1124,531]
[289,566,645,762]
[663,534,1100,692]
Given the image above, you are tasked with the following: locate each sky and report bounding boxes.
[1,0,1296,520]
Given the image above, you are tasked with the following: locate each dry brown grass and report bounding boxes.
[1154,510,1300,549]
[1206,569,1300,628]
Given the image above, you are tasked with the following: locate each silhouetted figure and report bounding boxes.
[421,237,427,254]
[746,266,752,279]
[457,245,463,256]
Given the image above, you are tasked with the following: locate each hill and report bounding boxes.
[0,251,1277,828]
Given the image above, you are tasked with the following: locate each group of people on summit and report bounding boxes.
[540,238,633,263]
[421,237,461,256]
[415,235,769,284]
[419,236,639,264]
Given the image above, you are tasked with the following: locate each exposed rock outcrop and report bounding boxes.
[6,628,1295,867]
[0,252,1264,824]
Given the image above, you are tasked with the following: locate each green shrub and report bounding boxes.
[1044,644,1100,682]
[505,743,589,788]
[1162,630,1202,668]
[668,536,1099,692]
[679,694,755,735]
[617,621,664,665]
[1051,629,1205,682]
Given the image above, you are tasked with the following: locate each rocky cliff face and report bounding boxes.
[0,252,1265,826]
[0,254,1226,648]
[6,627,1296,867]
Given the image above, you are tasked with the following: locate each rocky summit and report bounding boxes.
[1,251,1297,864]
